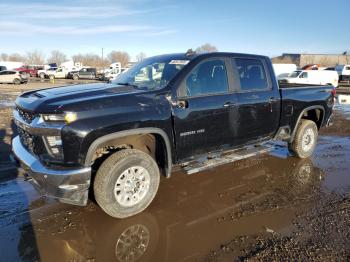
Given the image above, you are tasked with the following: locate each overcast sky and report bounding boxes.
[1,0,349,60]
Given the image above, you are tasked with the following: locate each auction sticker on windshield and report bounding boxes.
[169,60,190,65]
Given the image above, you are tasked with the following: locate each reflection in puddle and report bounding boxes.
[116,224,150,262]
[336,94,350,119]
[338,94,350,105]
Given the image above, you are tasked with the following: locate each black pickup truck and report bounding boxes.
[12,52,335,218]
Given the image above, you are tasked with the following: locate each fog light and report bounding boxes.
[58,184,79,190]
[45,136,63,156]
[46,136,62,146]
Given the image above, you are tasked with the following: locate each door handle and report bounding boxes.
[177,100,188,109]
[268,97,278,103]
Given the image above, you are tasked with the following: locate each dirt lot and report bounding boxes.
[0,80,350,261]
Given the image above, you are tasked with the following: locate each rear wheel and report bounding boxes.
[94,149,160,218]
[13,78,21,85]
[72,74,79,80]
[288,119,318,158]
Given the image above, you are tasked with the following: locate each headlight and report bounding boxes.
[42,112,77,124]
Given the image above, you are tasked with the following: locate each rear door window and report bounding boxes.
[234,58,269,91]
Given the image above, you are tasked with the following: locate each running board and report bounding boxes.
[182,142,286,175]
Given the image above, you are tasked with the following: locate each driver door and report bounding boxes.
[172,58,239,160]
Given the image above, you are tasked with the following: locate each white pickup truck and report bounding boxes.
[281,70,339,87]
[335,64,350,82]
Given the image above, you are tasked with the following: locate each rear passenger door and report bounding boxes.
[232,57,280,145]
[173,58,239,159]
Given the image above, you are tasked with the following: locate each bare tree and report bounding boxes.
[47,50,67,66]
[72,53,108,68]
[8,53,25,62]
[195,43,218,53]
[136,52,146,62]
[107,51,130,67]
[0,53,8,61]
[319,57,331,67]
[25,50,45,65]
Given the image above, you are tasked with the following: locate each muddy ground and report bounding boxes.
[0,80,350,261]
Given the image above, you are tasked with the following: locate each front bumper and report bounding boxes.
[12,136,91,206]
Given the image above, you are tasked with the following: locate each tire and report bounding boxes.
[72,74,79,80]
[13,78,21,85]
[288,119,318,158]
[94,149,160,218]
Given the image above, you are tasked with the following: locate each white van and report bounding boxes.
[273,63,297,79]
[335,64,350,82]
[282,70,339,87]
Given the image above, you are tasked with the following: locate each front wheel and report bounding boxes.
[13,78,21,85]
[94,149,160,218]
[72,74,79,80]
[288,119,318,158]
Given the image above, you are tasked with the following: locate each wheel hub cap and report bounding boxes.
[114,166,150,207]
[301,128,314,152]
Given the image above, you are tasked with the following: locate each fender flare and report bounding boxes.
[290,105,325,142]
[84,127,173,177]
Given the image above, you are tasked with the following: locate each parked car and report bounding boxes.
[37,67,58,79]
[0,66,7,71]
[104,67,128,81]
[67,68,97,80]
[12,52,335,219]
[335,64,350,82]
[0,70,28,84]
[46,68,70,79]
[15,66,38,77]
[281,70,339,87]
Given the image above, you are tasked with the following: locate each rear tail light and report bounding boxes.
[331,87,336,97]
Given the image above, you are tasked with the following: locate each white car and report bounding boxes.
[105,67,128,81]
[335,64,350,82]
[0,70,28,84]
[46,68,69,79]
[37,67,57,79]
[282,70,339,87]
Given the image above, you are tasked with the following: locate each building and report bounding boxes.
[272,53,350,67]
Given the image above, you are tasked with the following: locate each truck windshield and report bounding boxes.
[113,56,190,90]
[289,70,302,78]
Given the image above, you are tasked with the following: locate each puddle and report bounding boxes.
[0,135,348,261]
[336,94,350,118]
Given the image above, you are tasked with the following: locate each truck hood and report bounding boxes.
[15,82,144,113]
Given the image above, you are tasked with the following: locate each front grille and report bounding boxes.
[16,107,36,124]
[18,127,34,153]
[17,127,46,156]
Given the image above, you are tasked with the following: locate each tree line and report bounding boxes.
[0,43,217,68]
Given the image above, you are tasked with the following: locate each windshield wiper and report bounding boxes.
[116,82,139,88]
